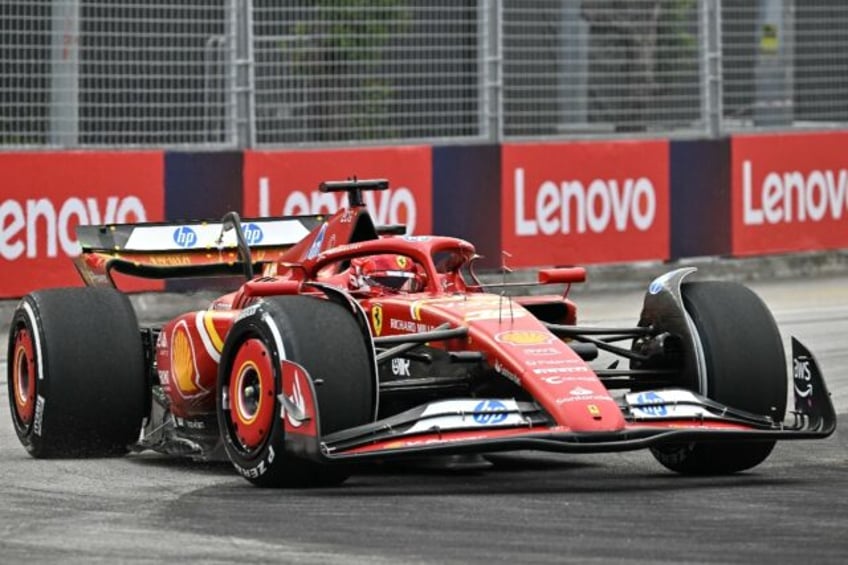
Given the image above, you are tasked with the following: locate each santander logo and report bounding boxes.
[513,167,656,236]
[258,177,418,234]
[0,196,147,260]
[742,160,848,225]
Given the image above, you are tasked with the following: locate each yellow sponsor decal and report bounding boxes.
[760,24,778,54]
[495,330,553,346]
[372,304,383,336]
[410,300,424,321]
[384,440,406,449]
[147,254,192,267]
[203,312,224,353]
[588,404,601,417]
[396,256,409,269]
[172,327,199,394]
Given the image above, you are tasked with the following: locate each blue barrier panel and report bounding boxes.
[669,138,731,260]
[164,151,244,291]
[165,151,243,221]
[432,145,502,268]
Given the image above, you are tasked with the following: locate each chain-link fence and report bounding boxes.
[252,1,484,145]
[503,0,703,139]
[1,0,236,148]
[3,0,848,149]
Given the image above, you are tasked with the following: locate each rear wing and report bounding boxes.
[74,215,323,286]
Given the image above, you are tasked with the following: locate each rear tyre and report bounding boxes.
[217,296,374,487]
[651,281,787,474]
[7,288,146,457]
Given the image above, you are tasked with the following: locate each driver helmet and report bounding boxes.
[350,254,426,293]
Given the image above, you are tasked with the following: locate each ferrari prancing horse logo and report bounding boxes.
[372,304,383,336]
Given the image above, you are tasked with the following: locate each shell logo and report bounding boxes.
[172,323,202,395]
[171,320,209,398]
[495,330,553,346]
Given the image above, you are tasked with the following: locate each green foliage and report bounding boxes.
[658,0,698,67]
[289,0,409,140]
[316,0,408,59]
[655,0,700,122]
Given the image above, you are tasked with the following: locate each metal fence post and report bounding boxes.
[49,0,80,146]
[480,0,503,142]
[700,0,722,138]
[560,2,589,130]
[753,0,792,126]
[235,0,256,148]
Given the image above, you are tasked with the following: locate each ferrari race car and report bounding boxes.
[7,179,836,487]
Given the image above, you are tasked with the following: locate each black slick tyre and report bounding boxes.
[217,296,374,487]
[651,281,788,474]
[7,287,146,457]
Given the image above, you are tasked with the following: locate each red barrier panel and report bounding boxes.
[243,147,432,235]
[501,141,670,267]
[0,152,164,297]
[731,132,848,255]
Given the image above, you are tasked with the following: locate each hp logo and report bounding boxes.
[173,226,198,248]
[635,391,667,416]
[473,400,508,425]
[242,223,264,245]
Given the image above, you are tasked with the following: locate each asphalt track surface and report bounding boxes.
[0,276,846,564]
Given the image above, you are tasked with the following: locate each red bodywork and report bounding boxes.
[71,182,835,465]
[145,204,612,432]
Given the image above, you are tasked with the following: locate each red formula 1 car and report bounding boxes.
[7,179,836,487]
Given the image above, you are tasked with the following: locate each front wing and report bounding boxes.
[281,338,836,464]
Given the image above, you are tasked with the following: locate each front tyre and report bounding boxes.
[217,296,374,487]
[7,288,146,457]
[651,281,788,474]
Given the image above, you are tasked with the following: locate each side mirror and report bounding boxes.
[538,267,586,285]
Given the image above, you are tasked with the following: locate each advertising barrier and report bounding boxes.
[243,147,433,235]
[164,151,244,292]
[501,141,670,268]
[433,145,501,267]
[165,152,243,220]
[669,139,731,260]
[731,132,848,255]
[2,132,846,300]
[0,152,164,298]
